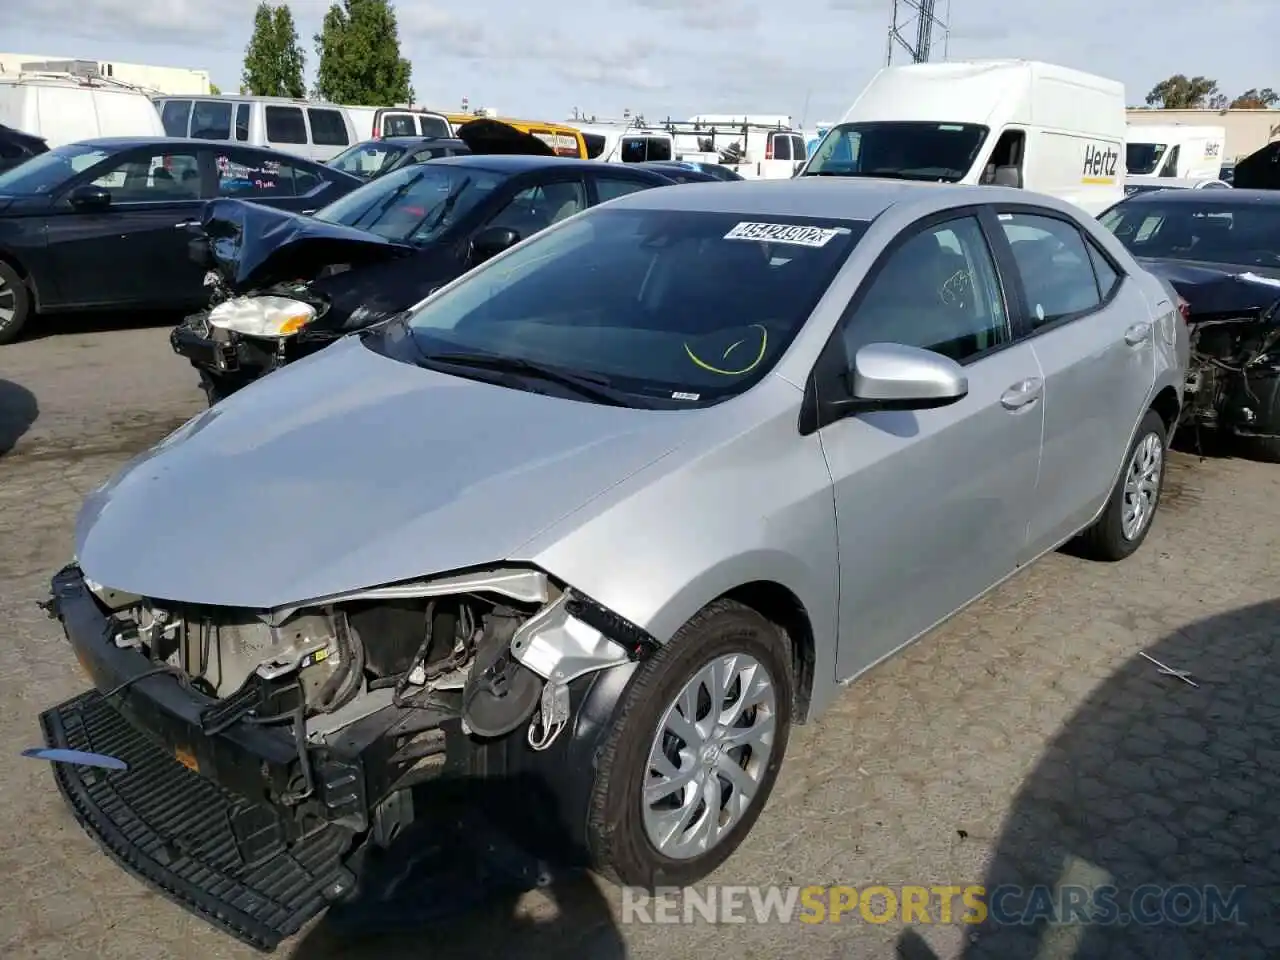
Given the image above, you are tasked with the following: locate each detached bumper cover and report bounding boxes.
[40,691,355,951]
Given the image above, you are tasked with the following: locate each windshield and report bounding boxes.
[327,141,408,179]
[1101,199,1280,268]
[0,142,111,194]
[1126,142,1168,175]
[805,121,989,182]
[396,207,866,406]
[314,163,503,243]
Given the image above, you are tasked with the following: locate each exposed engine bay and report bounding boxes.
[82,568,656,822]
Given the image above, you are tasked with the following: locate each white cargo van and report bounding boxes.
[666,115,806,179]
[799,59,1127,215]
[153,94,359,162]
[1124,124,1226,180]
[569,121,675,163]
[0,72,164,147]
[342,105,453,141]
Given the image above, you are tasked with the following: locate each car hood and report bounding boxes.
[74,336,697,609]
[196,197,414,291]
[1138,258,1280,320]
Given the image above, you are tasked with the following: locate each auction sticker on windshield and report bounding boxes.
[724,222,849,247]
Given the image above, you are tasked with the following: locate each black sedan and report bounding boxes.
[641,159,745,182]
[0,123,47,174]
[1100,188,1280,460]
[0,137,363,343]
[172,154,682,402]
[326,136,472,181]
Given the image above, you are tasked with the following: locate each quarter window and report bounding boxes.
[843,215,1009,363]
[1087,242,1121,299]
[264,106,307,144]
[308,108,349,146]
[998,213,1102,327]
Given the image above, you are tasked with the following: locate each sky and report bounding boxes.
[5,0,1277,126]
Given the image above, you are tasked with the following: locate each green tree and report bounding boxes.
[210,82,222,94]
[1230,87,1279,108]
[1144,74,1221,109]
[313,0,413,105]
[241,2,306,98]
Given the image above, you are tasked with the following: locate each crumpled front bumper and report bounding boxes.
[170,313,266,378]
[36,565,469,949]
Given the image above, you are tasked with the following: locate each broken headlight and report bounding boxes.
[208,296,316,338]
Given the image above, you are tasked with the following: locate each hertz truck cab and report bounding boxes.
[799,59,1126,216]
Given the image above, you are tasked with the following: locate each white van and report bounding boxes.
[0,72,164,147]
[153,95,358,162]
[1124,124,1226,180]
[342,105,453,141]
[569,121,675,163]
[799,59,1127,215]
[666,115,806,179]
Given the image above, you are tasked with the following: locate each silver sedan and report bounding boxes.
[47,177,1187,942]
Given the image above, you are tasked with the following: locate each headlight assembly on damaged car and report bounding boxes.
[207,296,317,339]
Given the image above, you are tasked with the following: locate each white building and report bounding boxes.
[0,53,211,96]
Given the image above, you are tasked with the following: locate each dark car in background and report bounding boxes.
[642,159,745,181]
[0,137,363,343]
[632,162,723,183]
[326,136,473,182]
[1100,188,1280,460]
[0,123,47,174]
[172,155,683,402]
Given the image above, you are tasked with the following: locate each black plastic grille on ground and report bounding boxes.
[40,690,354,952]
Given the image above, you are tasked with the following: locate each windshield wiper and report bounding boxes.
[418,351,642,407]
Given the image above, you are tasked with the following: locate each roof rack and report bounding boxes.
[10,60,159,95]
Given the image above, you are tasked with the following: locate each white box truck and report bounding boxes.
[1124,124,1226,180]
[798,59,1127,215]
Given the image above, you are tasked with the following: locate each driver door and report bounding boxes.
[818,212,1045,681]
[44,146,209,309]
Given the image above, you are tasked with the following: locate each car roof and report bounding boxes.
[71,136,322,158]
[370,137,469,149]
[600,177,1045,221]
[425,154,673,178]
[1119,188,1280,205]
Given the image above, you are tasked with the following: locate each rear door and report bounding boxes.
[984,205,1155,558]
[380,111,420,138]
[417,113,452,138]
[44,145,209,308]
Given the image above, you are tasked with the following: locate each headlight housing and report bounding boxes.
[207,296,316,338]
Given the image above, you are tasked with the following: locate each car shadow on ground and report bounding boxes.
[0,377,38,455]
[290,777,626,960]
[899,598,1280,960]
[19,308,184,342]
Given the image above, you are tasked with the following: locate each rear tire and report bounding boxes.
[0,260,32,345]
[585,599,793,889]
[1077,408,1167,561]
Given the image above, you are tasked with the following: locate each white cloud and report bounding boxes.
[3,0,1277,124]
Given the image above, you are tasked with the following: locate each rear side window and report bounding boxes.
[265,106,307,144]
[308,108,349,146]
[160,100,191,137]
[999,213,1102,327]
[190,100,232,140]
[419,115,451,137]
[216,151,298,197]
[382,114,417,137]
[235,103,250,142]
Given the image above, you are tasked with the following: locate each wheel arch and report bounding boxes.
[0,248,39,311]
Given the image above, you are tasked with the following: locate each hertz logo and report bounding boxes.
[1081,143,1118,182]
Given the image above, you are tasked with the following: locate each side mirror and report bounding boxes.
[992,165,1022,188]
[470,225,521,264]
[67,183,112,211]
[847,342,968,410]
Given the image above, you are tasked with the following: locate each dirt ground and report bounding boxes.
[1,319,1276,959]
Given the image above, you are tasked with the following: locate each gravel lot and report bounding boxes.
[1,320,1277,960]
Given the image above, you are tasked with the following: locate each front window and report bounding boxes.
[805,121,989,182]
[395,208,866,406]
[0,143,111,194]
[1101,199,1280,268]
[327,141,408,179]
[314,163,504,243]
[1126,142,1167,175]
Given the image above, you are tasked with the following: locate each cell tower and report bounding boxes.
[885,0,951,65]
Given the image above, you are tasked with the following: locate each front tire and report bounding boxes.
[586,599,793,889]
[1077,408,1167,561]
[0,260,32,345]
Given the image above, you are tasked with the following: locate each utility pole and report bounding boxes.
[886,0,951,65]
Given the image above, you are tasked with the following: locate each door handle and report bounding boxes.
[1124,322,1153,346]
[1000,377,1043,410]
[174,219,200,229]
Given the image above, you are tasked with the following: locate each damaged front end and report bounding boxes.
[171,199,414,403]
[1144,261,1280,445]
[40,563,654,950]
